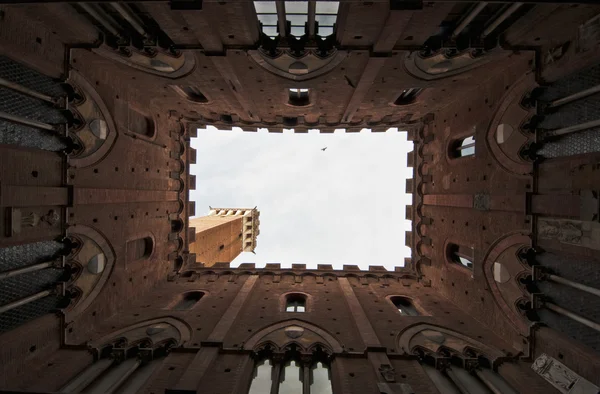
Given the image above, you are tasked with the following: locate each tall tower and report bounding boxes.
[189,207,260,266]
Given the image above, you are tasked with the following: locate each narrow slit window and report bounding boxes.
[285,294,306,312]
[288,88,310,106]
[448,244,474,270]
[394,88,423,105]
[390,296,420,316]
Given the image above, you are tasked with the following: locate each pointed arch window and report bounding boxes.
[248,348,333,394]
[419,353,518,394]
[253,1,339,39]
[60,337,174,393]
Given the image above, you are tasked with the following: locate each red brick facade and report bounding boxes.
[0,1,599,393]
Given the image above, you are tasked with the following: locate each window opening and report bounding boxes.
[248,359,274,394]
[254,0,339,39]
[172,86,208,103]
[173,291,204,310]
[248,352,333,393]
[451,135,476,158]
[286,294,306,312]
[254,1,278,39]
[390,296,420,316]
[279,360,303,391]
[126,237,153,261]
[394,88,423,105]
[288,88,311,106]
[315,1,339,38]
[310,362,333,394]
[448,244,474,269]
[127,107,154,138]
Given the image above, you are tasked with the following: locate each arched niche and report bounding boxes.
[396,323,506,364]
[67,71,118,169]
[486,72,537,176]
[64,225,116,321]
[244,319,343,353]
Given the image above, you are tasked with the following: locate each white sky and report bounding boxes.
[190,127,413,270]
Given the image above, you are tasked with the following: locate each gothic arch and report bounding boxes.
[67,71,118,169]
[403,49,506,81]
[485,72,537,176]
[244,319,343,353]
[396,323,506,364]
[64,225,115,321]
[481,232,532,335]
[93,46,196,79]
[88,317,192,350]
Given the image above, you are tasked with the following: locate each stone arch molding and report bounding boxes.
[88,317,192,350]
[67,71,118,168]
[403,49,506,81]
[396,323,506,362]
[485,72,537,176]
[64,225,115,321]
[244,319,343,353]
[481,232,531,335]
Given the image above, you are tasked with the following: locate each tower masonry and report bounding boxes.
[189,208,260,266]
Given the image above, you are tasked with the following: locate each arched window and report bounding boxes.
[171,85,208,103]
[447,243,474,270]
[285,294,306,312]
[127,107,155,138]
[126,237,153,261]
[59,326,176,393]
[394,88,423,105]
[450,135,475,158]
[390,296,420,316]
[419,355,517,394]
[288,88,310,106]
[249,353,332,393]
[172,291,204,310]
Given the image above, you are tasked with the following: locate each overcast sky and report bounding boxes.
[190,127,413,270]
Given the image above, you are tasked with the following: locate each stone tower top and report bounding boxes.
[207,207,260,253]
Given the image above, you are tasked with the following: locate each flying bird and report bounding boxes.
[321,147,327,151]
